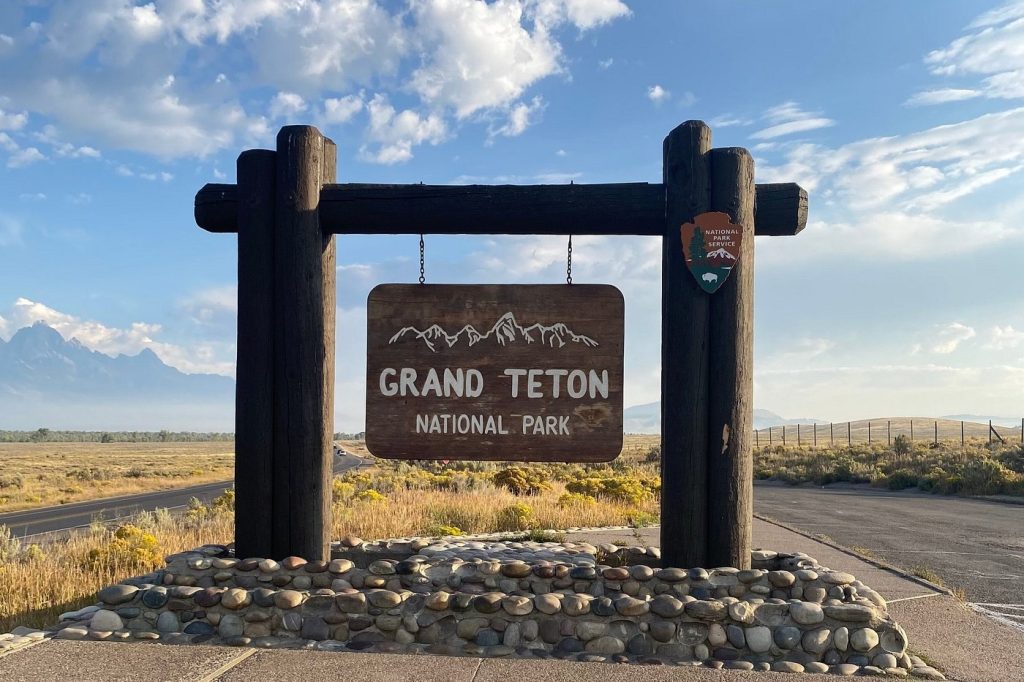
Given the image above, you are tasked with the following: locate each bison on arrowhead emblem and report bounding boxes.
[680,211,744,294]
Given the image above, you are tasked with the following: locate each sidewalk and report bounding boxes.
[1,518,1021,682]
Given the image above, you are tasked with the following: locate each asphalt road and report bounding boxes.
[0,450,368,539]
[754,482,1024,606]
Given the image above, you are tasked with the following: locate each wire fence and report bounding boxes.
[753,418,1024,449]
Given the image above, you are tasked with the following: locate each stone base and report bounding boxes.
[49,535,944,678]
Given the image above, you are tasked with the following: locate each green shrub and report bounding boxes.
[557,492,596,508]
[495,503,535,531]
[960,458,1012,495]
[893,434,911,457]
[353,489,387,504]
[493,467,551,496]
[84,524,162,571]
[883,469,919,491]
[629,510,659,527]
[423,524,464,537]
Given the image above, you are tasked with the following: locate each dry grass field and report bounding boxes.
[0,442,233,513]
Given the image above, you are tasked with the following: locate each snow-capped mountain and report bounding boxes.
[389,312,598,352]
[706,248,736,260]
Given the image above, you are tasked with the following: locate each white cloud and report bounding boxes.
[906,88,980,106]
[18,193,46,201]
[710,114,752,128]
[269,92,307,119]
[0,297,234,376]
[322,94,364,125]
[488,96,546,140]
[598,58,614,69]
[556,148,567,156]
[932,322,976,354]
[987,324,1024,350]
[910,4,1024,104]
[0,107,28,130]
[360,94,446,164]
[7,146,45,168]
[751,101,834,140]
[0,0,629,161]
[530,0,631,30]
[647,85,669,103]
[409,0,563,119]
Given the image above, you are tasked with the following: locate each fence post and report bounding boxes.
[910,419,914,443]
[234,149,277,560]
[783,425,787,446]
[797,423,801,447]
[270,126,335,562]
[934,420,938,445]
[887,420,891,447]
[813,423,817,449]
[830,422,834,446]
[705,146,755,569]
[660,121,712,569]
[847,421,851,446]
[769,427,772,445]
[868,421,872,444]
[755,429,759,448]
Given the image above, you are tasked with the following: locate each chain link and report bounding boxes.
[566,234,573,285]
[419,233,425,284]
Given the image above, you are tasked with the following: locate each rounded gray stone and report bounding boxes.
[89,610,124,632]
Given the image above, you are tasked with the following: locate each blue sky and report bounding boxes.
[1,0,1023,431]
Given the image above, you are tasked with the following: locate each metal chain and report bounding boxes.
[419,233,425,284]
[566,234,573,285]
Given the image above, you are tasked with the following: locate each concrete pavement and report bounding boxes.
[754,482,1024,604]
[3,516,1022,681]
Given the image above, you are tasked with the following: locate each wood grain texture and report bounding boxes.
[753,183,807,236]
[194,182,805,237]
[272,126,330,561]
[706,148,755,569]
[660,120,712,569]
[234,149,276,559]
[365,284,623,462]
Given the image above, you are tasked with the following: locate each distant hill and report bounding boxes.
[623,403,823,433]
[0,322,234,430]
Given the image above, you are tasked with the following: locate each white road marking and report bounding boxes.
[969,603,1024,633]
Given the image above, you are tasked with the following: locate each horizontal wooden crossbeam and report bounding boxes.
[195,181,806,237]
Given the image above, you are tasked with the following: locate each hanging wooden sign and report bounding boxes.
[680,211,744,293]
[365,284,624,462]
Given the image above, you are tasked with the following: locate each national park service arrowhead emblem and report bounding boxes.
[680,212,743,294]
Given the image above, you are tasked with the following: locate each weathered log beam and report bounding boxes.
[194,181,807,236]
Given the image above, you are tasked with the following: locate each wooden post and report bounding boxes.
[234,149,276,559]
[661,121,711,569]
[830,422,834,446]
[706,147,754,569]
[271,126,335,561]
[769,427,772,445]
[910,419,914,443]
[887,420,891,447]
[934,420,938,445]
[813,424,817,449]
[868,421,872,444]
[847,422,851,446]
[782,425,786,446]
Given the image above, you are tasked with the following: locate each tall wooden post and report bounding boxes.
[661,121,711,569]
[271,126,335,561]
[706,148,754,569]
[235,150,277,559]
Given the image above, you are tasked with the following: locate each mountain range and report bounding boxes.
[0,322,234,430]
[389,312,598,352]
[623,402,824,434]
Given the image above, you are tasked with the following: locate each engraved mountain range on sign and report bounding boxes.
[389,312,598,353]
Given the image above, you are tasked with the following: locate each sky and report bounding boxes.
[0,0,1023,431]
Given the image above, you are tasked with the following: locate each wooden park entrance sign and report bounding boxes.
[194,122,807,569]
[366,284,624,462]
